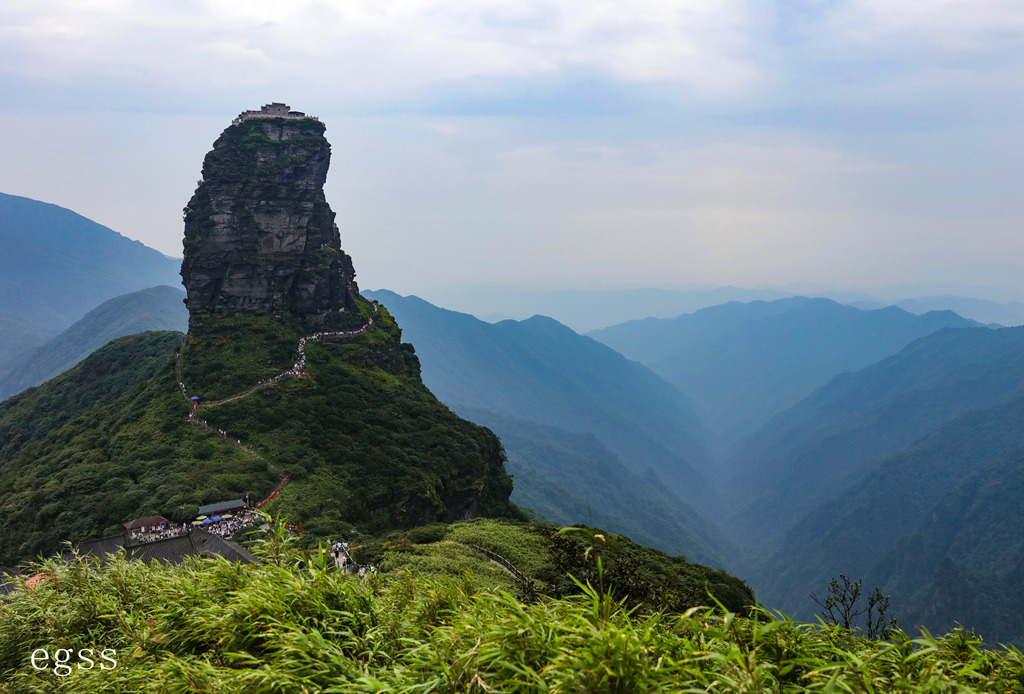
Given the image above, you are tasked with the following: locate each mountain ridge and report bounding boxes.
[0,191,181,333]
[0,285,188,401]
[364,289,719,515]
[591,297,983,439]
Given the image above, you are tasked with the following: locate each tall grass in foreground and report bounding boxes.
[0,547,1022,693]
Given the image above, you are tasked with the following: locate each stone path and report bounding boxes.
[174,300,381,504]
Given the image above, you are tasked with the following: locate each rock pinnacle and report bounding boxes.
[180,106,360,335]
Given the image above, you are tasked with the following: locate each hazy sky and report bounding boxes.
[2,1,1024,301]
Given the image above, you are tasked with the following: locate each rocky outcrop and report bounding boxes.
[180,114,360,335]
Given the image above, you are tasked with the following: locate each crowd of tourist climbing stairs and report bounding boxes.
[162,299,382,555]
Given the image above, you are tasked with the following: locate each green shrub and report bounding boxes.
[2,543,1023,693]
[405,523,448,544]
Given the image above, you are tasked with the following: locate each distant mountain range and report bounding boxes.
[590,297,982,438]
[0,285,188,401]
[422,285,1024,333]
[749,389,1024,643]
[724,326,1024,643]
[420,286,795,333]
[365,289,731,563]
[0,192,181,336]
[726,325,1024,545]
[851,296,1024,327]
[366,290,713,497]
[0,312,50,369]
[456,407,731,566]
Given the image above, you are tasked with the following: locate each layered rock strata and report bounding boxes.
[180,115,359,334]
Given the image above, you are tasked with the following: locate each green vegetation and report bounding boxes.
[1,540,1021,693]
[362,290,725,555]
[0,296,515,565]
[362,519,752,615]
[0,331,184,461]
[199,118,328,184]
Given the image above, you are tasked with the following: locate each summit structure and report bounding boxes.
[232,102,318,124]
[180,106,358,335]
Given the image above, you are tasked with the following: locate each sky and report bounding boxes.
[2,0,1024,303]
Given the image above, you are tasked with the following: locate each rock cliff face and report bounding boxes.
[167,108,516,535]
[180,116,359,335]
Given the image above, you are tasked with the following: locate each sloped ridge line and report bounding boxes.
[172,299,380,498]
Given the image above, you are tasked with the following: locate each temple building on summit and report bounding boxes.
[232,102,317,124]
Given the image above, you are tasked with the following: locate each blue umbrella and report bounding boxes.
[190,396,202,401]
[202,518,213,524]
[211,516,222,522]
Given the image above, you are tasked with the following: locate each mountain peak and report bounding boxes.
[180,111,359,335]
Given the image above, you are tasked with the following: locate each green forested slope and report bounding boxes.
[0,299,516,564]
[0,331,184,462]
[873,447,1024,644]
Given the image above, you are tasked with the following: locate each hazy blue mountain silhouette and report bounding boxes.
[0,286,188,401]
[591,297,981,437]
[727,326,1024,551]
[751,387,1024,633]
[425,285,794,332]
[0,312,51,370]
[365,289,718,514]
[0,192,181,333]
[849,295,1024,327]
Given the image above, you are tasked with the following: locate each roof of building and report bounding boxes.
[198,500,247,515]
[125,530,257,565]
[124,515,169,531]
[75,534,128,560]
[0,567,21,596]
[190,531,258,564]
[69,529,257,566]
[126,535,200,564]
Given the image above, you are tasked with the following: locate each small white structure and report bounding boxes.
[233,103,319,124]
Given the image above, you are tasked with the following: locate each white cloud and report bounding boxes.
[0,0,762,102]
[833,0,1024,50]
[3,1,1024,299]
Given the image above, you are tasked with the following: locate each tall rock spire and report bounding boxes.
[180,108,359,335]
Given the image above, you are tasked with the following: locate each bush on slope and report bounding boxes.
[0,540,1021,693]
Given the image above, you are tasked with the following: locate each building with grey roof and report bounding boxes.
[198,499,247,516]
[72,529,257,565]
